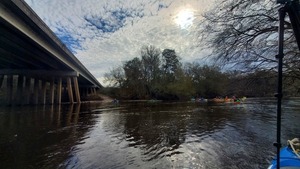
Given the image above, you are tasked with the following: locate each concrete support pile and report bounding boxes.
[0,71,87,105]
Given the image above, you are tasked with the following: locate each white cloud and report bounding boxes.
[25,0,213,85]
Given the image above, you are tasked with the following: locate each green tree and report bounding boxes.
[185,63,228,98]
[184,63,205,96]
[226,70,276,97]
[123,57,146,99]
[161,49,181,82]
[167,69,195,100]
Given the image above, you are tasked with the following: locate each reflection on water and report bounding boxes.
[0,98,299,169]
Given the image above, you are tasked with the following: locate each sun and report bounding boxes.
[174,9,195,29]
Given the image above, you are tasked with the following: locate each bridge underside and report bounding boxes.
[0,0,102,105]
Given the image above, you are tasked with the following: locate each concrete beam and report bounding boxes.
[0,69,79,77]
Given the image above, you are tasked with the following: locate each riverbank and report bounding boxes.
[81,93,114,103]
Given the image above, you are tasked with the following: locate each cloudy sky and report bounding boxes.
[24,0,213,86]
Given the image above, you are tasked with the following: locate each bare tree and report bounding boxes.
[141,45,161,83]
[198,0,300,78]
[140,45,161,97]
[104,66,125,87]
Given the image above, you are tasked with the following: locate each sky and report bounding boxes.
[24,0,213,86]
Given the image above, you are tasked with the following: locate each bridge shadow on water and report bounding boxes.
[0,103,106,169]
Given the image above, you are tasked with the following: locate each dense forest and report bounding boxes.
[103,0,300,100]
[103,45,300,100]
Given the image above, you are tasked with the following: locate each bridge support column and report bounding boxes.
[91,88,95,95]
[81,87,87,98]
[88,87,94,95]
[49,78,54,104]
[85,88,88,97]
[0,69,92,105]
[24,76,31,105]
[6,75,13,105]
[16,75,24,105]
[0,75,4,88]
[73,77,81,103]
[41,80,47,105]
[56,77,62,104]
[33,78,39,105]
[90,88,93,95]
[67,77,74,104]
[91,87,94,95]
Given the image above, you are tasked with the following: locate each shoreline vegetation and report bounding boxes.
[103,46,300,101]
[90,94,300,104]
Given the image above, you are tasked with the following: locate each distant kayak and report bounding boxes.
[208,98,225,103]
[191,98,208,103]
[233,100,241,104]
[208,97,245,104]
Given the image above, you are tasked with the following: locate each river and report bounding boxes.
[0,98,299,169]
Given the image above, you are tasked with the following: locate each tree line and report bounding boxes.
[103,45,300,100]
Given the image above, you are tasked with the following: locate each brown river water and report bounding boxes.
[0,98,299,169]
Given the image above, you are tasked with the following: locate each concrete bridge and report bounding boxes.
[0,0,103,105]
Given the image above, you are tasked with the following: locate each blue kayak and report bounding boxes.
[268,146,300,169]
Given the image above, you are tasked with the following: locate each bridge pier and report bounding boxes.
[6,75,13,105]
[73,77,81,103]
[66,77,74,104]
[41,80,47,105]
[33,78,39,105]
[56,77,62,104]
[82,87,89,97]
[0,75,4,88]
[0,70,84,106]
[92,88,96,95]
[49,78,55,104]
[24,77,31,105]
[16,75,24,105]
